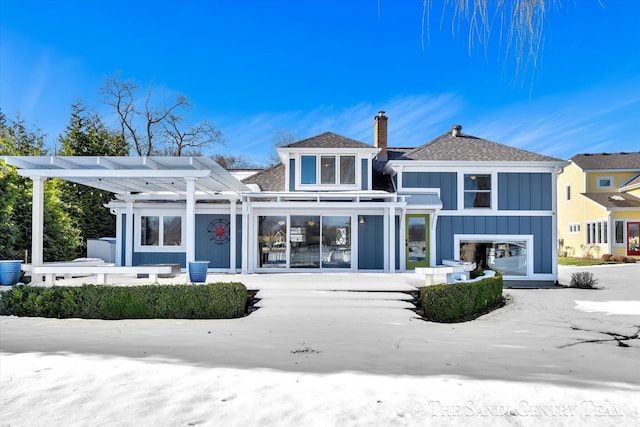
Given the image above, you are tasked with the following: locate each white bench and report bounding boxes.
[415,261,476,286]
[29,265,174,286]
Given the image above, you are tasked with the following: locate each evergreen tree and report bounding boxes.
[57,102,129,255]
[0,109,81,261]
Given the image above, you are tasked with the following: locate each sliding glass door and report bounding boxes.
[258,215,351,269]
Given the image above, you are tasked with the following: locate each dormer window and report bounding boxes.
[300,154,356,187]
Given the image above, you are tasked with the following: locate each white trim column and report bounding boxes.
[185,177,196,264]
[383,207,390,271]
[125,198,133,266]
[31,176,45,266]
[430,212,439,267]
[389,207,396,272]
[229,199,237,273]
[115,208,122,266]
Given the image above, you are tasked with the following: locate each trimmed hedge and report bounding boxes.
[420,275,504,322]
[0,282,247,319]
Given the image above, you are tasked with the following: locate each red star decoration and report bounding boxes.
[215,226,227,237]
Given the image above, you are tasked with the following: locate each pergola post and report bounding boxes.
[31,176,45,266]
[229,199,237,273]
[185,177,196,264]
[125,197,133,266]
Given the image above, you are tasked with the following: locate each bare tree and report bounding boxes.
[270,129,301,164]
[163,113,223,156]
[101,75,215,156]
[420,0,551,79]
[101,76,140,153]
[211,154,253,169]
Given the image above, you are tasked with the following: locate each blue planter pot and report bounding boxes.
[0,260,22,286]
[188,261,209,283]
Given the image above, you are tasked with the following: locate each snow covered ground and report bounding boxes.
[1,265,639,426]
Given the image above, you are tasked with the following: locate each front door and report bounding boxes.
[406,214,429,269]
[628,222,640,256]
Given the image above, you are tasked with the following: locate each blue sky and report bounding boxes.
[1,0,639,165]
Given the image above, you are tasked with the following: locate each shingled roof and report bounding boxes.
[621,174,640,190]
[397,129,563,162]
[283,132,373,149]
[582,192,640,209]
[242,163,285,191]
[571,152,640,170]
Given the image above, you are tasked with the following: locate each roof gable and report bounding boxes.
[283,132,373,149]
[397,131,563,162]
[571,152,640,170]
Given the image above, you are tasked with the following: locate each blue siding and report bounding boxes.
[361,158,368,190]
[358,215,384,269]
[403,172,457,210]
[133,252,186,267]
[236,214,242,269]
[498,173,552,210]
[436,215,553,274]
[196,214,231,268]
[289,158,295,191]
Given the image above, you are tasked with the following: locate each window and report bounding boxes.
[138,215,183,250]
[615,220,624,244]
[301,156,317,184]
[339,156,356,184]
[464,174,491,208]
[457,236,531,277]
[299,154,357,187]
[320,156,336,184]
[597,176,614,189]
[586,220,608,244]
[569,223,581,234]
[566,185,571,201]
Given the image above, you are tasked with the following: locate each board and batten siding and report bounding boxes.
[195,214,242,269]
[358,215,384,269]
[123,213,242,269]
[436,215,553,274]
[498,173,552,210]
[402,172,457,210]
[132,252,186,267]
[289,158,296,191]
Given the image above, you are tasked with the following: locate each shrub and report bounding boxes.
[0,283,247,319]
[420,275,504,322]
[626,257,637,263]
[569,272,599,289]
[601,254,612,261]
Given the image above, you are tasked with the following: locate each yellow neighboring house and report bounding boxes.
[557,152,640,260]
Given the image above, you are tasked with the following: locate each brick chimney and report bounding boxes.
[451,124,462,137]
[374,111,388,162]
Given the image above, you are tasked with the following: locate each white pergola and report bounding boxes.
[3,156,249,267]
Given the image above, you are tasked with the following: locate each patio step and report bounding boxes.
[253,289,420,312]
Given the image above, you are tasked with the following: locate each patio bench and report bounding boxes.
[28,265,174,286]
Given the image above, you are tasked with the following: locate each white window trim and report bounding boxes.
[454,234,534,279]
[585,219,608,245]
[457,172,497,211]
[614,219,626,246]
[296,153,360,191]
[134,211,186,252]
[568,223,581,234]
[597,176,614,189]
